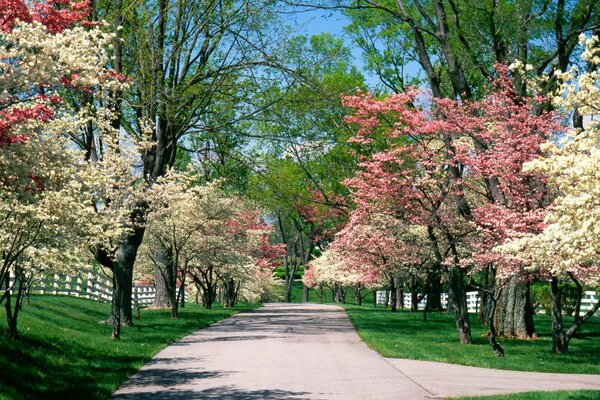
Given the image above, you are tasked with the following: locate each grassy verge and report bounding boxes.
[280,281,377,306]
[344,305,600,374]
[453,390,600,400]
[0,295,259,400]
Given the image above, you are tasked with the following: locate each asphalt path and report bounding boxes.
[112,303,600,400]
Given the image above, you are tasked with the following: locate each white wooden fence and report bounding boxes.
[1,271,187,306]
[376,290,599,316]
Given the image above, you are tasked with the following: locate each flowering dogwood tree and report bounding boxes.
[500,36,600,353]
[0,0,124,338]
[137,172,283,311]
[307,210,431,307]
[339,69,560,344]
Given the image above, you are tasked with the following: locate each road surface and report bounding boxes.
[112,303,600,399]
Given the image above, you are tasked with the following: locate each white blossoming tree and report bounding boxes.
[136,171,282,313]
[0,3,125,338]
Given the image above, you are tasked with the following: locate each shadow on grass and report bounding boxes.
[0,296,258,400]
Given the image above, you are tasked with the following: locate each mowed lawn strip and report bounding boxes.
[343,305,600,374]
[452,389,600,400]
[0,295,259,400]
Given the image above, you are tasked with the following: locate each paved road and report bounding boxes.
[112,303,600,400]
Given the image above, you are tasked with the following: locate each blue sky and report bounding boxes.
[283,7,381,87]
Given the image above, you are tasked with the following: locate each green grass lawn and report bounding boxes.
[280,280,378,305]
[454,390,600,400]
[344,305,600,374]
[0,295,259,400]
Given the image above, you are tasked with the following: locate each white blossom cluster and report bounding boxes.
[0,20,130,284]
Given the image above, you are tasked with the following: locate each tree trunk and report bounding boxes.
[550,277,568,353]
[396,286,403,310]
[202,285,214,309]
[302,283,309,303]
[447,266,472,344]
[478,267,492,323]
[111,273,121,339]
[410,276,419,312]
[4,271,25,339]
[493,276,536,338]
[150,264,172,309]
[426,266,444,310]
[148,243,177,312]
[389,277,397,312]
[110,227,146,339]
[284,255,291,303]
[487,293,504,357]
[223,278,236,308]
[285,256,299,303]
[176,270,187,311]
[354,285,362,306]
[333,284,344,303]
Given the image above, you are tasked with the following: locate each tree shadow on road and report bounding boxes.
[122,368,232,388]
[112,386,318,399]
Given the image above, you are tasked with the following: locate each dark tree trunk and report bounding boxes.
[333,284,345,303]
[169,257,178,318]
[111,273,121,339]
[223,278,236,308]
[550,277,568,353]
[487,293,504,357]
[202,286,214,309]
[447,266,472,344]
[478,267,492,323]
[493,276,536,338]
[204,285,215,309]
[354,285,362,306]
[170,290,178,318]
[389,276,397,312]
[409,276,419,312]
[426,268,443,311]
[396,285,403,310]
[176,270,187,312]
[194,266,216,309]
[4,271,25,339]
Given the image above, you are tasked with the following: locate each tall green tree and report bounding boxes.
[247,33,365,301]
[82,0,283,337]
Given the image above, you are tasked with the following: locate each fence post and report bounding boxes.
[52,274,60,295]
[65,275,71,296]
[75,276,82,297]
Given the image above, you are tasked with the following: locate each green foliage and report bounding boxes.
[0,295,259,400]
[247,32,364,219]
[530,283,586,316]
[344,306,600,374]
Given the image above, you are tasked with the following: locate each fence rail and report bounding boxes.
[1,271,188,307]
[376,290,599,316]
